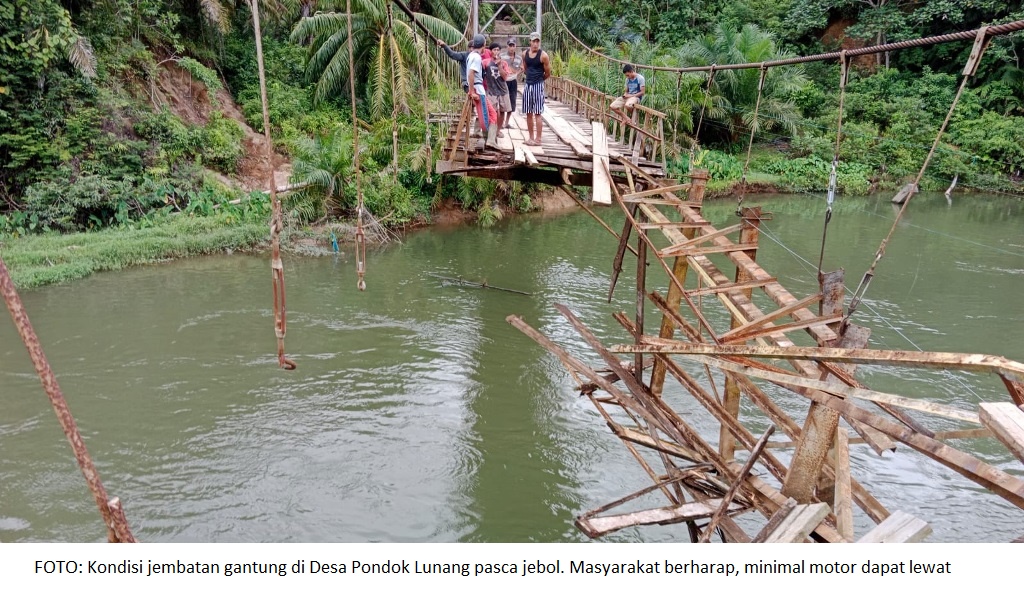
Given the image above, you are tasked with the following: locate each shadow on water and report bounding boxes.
[1,192,1022,542]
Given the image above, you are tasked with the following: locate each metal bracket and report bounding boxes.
[963,26,990,77]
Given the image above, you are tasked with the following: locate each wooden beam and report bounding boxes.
[591,123,611,205]
[718,293,823,343]
[834,427,854,541]
[758,503,831,543]
[857,511,932,543]
[623,183,692,200]
[720,314,845,345]
[541,111,592,158]
[613,426,704,462]
[751,498,798,543]
[980,403,1024,463]
[699,425,775,542]
[623,343,1024,381]
[614,351,983,424]
[658,243,759,258]
[685,278,776,297]
[576,499,744,538]
[658,223,745,255]
[521,144,539,166]
[763,427,993,448]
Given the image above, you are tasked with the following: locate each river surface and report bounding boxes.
[2,192,1023,543]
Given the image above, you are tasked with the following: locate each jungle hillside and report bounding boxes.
[1,1,1022,286]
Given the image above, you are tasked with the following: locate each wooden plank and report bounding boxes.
[520,143,539,166]
[980,403,1024,463]
[857,511,932,543]
[623,183,693,200]
[760,503,831,543]
[736,469,846,543]
[658,243,759,259]
[513,141,525,165]
[624,351,985,424]
[638,221,711,229]
[718,293,824,343]
[685,278,777,297]
[699,425,775,542]
[719,314,845,345]
[541,111,592,158]
[834,427,854,541]
[592,122,611,205]
[658,223,745,255]
[751,498,798,543]
[576,499,743,538]
[623,198,702,207]
[614,426,703,463]
[494,130,514,152]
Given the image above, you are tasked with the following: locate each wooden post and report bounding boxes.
[834,426,854,541]
[649,169,709,397]
[720,206,761,461]
[471,0,479,36]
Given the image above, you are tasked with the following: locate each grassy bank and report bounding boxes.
[0,215,267,289]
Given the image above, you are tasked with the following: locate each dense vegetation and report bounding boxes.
[1,0,1022,246]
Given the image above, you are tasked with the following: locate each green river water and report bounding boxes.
[2,192,1022,542]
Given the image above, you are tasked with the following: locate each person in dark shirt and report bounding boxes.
[438,39,470,93]
[521,32,550,146]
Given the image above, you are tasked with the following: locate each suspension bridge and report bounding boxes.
[2,1,1024,544]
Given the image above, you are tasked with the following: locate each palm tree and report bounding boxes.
[290,0,465,119]
[287,125,357,220]
[543,0,604,55]
[679,23,807,143]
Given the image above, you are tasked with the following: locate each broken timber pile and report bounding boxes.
[508,161,1024,543]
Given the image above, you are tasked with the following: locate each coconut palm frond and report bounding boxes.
[200,0,230,33]
[67,35,97,79]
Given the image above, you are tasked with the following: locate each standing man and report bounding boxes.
[438,39,469,93]
[485,43,512,135]
[500,38,524,125]
[610,64,645,122]
[466,34,498,146]
[521,32,550,146]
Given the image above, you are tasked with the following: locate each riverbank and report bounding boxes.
[2,179,1019,289]
[0,186,585,289]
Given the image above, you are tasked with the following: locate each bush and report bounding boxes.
[22,175,140,231]
[201,112,245,173]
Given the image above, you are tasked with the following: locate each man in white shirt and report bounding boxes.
[466,34,498,146]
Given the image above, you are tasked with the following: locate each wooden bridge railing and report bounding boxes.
[548,77,667,170]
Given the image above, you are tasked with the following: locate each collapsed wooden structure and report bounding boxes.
[506,159,1024,542]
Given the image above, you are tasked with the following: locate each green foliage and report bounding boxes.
[679,23,808,143]
[177,57,222,104]
[201,112,245,172]
[0,213,268,288]
[949,112,1024,174]
[290,0,463,114]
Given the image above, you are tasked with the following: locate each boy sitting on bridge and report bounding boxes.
[610,64,645,122]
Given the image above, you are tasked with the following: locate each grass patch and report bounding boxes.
[0,215,267,288]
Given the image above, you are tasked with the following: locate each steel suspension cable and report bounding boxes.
[347,0,367,291]
[847,29,992,320]
[735,65,767,214]
[0,257,137,542]
[689,65,716,162]
[816,52,849,280]
[252,0,296,370]
[548,0,1024,73]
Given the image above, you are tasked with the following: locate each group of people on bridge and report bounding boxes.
[440,32,549,147]
[439,33,646,149]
